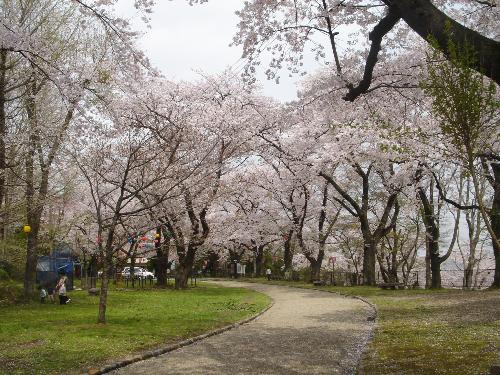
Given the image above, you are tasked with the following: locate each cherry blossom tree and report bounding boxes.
[1,0,153,298]
[72,116,177,323]
[229,0,499,100]
[136,73,269,288]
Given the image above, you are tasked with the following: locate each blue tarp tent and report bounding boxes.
[36,243,80,290]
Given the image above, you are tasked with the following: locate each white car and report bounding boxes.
[122,267,155,279]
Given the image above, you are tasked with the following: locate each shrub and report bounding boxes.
[0,268,11,281]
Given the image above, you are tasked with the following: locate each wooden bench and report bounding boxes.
[378,282,405,290]
[312,280,326,286]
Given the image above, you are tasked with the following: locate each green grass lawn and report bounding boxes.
[0,282,270,375]
[239,277,500,375]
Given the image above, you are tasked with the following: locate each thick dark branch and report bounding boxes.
[392,0,500,85]
[373,193,398,239]
[343,8,400,101]
[432,172,480,210]
[321,0,342,74]
[319,170,361,216]
[344,0,500,101]
[333,196,358,217]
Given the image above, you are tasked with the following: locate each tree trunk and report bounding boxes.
[130,255,136,288]
[418,188,442,289]
[23,111,37,299]
[463,261,474,290]
[175,245,196,289]
[426,211,443,289]
[207,251,219,277]
[0,50,7,240]
[377,254,390,283]
[283,240,293,271]
[283,231,293,271]
[362,240,377,286]
[490,163,500,288]
[155,228,169,287]
[430,250,442,289]
[310,260,321,282]
[425,239,431,289]
[429,233,442,288]
[156,249,168,287]
[175,264,190,289]
[377,245,399,284]
[23,225,40,299]
[98,250,111,324]
[255,245,264,277]
[389,250,398,283]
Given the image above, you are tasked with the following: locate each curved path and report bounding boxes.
[110,281,374,375]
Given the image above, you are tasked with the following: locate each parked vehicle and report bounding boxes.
[121,267,155,279]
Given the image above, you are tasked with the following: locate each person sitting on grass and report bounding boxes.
[56,272,71,305]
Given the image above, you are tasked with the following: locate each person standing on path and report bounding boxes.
[56,272,71,305]
[266,267,272,281]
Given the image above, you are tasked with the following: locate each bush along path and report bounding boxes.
[109,281,374,375]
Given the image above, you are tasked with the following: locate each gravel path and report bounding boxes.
[109,281,374,375]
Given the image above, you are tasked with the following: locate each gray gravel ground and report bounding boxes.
[109,281,374,375]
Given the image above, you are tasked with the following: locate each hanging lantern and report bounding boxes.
[141,235,148,241]
[23,225,31,233]
[155,233,160,239]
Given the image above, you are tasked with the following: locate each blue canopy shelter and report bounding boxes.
[36,243,81,290]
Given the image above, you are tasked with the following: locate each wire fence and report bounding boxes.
[78,272,199,289]
[76,267,495,290]
[315,268,496,289]
[211,267,495,289]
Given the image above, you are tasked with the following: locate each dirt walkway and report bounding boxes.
[109,281,374,375]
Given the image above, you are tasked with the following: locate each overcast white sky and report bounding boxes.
[119,0,317,102]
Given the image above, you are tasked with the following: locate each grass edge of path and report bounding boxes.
[231,277,500,375]
[83,289,275,375]
[0,282,272,375]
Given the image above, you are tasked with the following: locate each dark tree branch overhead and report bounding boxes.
[392,0,500,82]
[344,0,500,101]
[343,8,401,101]
[432,171,481,210]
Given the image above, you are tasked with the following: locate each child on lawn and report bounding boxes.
[56,273,71,305]
[39,285,47,303]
